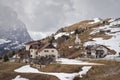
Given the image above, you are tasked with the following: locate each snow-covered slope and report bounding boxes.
[85,18,120,55]
[0,39,11,45]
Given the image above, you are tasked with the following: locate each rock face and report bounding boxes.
[0,5,32,56]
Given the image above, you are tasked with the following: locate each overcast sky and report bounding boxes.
[0,0,120,40]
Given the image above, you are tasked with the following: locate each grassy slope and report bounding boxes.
[0,60,120,80]
[58,28,93,58]
[0,62,58,80]
[41,63,83,73]
[58,20,117,58]
[74,60,120,80]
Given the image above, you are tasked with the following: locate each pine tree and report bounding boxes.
[75,29,79,34]
[3,55,9,62]
[12,51,16,56]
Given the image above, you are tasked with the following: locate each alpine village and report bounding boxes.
[0,18,120,80]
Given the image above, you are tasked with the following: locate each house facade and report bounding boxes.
[37,48,58,59]
[85,44,110,58]
[25,41,59,59]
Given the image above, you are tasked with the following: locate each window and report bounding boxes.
[30,50,33,52]
[44,50,49,52]
[51,50,54,52]
[36,52,38,55]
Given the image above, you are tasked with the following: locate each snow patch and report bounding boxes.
[89,18,102,24]
[88,19,120,55]
[54,32,69,40]
[14,65,92,80]
[70,31,75,34]
[79,66,92,77]
[12,75,29,80]
[105,54,117,60]
[56,58,103,65]
[84,41,96,46]
[0,39,11,45]
[108,18,115,22]
[69,46,73,48]
[14,65,40,73]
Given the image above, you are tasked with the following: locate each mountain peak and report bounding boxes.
[0,5,32,56]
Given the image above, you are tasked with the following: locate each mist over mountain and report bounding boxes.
[0,5,32,56]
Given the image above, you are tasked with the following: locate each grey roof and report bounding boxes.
[86,44,109,50]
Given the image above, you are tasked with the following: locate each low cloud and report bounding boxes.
[0,0,120,39]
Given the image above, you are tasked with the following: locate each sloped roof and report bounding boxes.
[25,41,41,45]
[38,43,56,51]
[29,42,56,51]
[85,44,110,50]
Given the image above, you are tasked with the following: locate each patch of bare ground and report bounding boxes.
[64,20,94,31]
[74,60,120,80]
[67,50,83,59]
[91,32,112,40]
[0,72,58,80]
[41,63,83,73]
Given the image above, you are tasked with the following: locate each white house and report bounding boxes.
[85,44,110,58]
[25,41,59,59]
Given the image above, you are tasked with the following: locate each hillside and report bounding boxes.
[1,18,120,80]
[40,18,120,58]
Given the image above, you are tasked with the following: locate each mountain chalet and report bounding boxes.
[25,41,59,59]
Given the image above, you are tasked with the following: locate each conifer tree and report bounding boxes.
[3,55,9,62]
